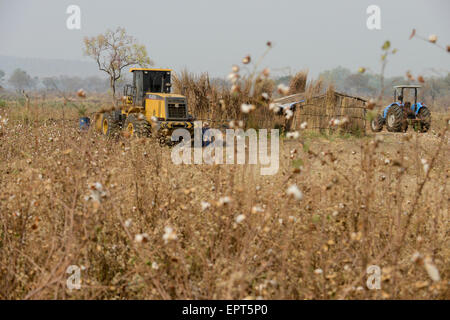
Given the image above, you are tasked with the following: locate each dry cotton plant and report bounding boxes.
[0,37,449,299]
[0,99,448,299]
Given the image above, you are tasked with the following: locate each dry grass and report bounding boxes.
[172,70,275,125]
[0,99,448,300]
[288,70,308,95]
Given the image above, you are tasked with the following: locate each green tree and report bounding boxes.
[0,70,5,85]
[319,66,352,89]
[8,68,33,91]
[83,27,152,103]
[42,76,59,91]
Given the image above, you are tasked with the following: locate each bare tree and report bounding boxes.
[83,27,152,104]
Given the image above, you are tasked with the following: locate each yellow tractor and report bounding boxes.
[96,68,194,142]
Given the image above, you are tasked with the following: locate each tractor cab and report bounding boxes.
[394,85,419,112]
[124,68,173,106]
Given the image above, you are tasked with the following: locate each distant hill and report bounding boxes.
[0,55,103,78]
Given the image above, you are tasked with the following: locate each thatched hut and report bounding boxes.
[274,88,367,134]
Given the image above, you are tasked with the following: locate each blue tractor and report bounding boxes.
[371,85,431,133]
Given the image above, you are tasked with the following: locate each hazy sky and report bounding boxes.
[0,0,449,78]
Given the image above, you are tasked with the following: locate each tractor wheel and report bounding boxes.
[101,112,121,136]
[414,107,431,133]
[370,114,384,132]
[385,105,405,132]
[124,114,151,137]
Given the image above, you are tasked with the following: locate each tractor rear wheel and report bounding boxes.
[101,112,121,136]
[414,107,431,133]
[386,105,405,132]
[124,115,151,137]
[370,114,384,132]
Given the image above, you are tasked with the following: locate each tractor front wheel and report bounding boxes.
[414,107,431,133]
[101,112,121,136]
[124,115,151,137]
[370,114,384,132]
[386,105,406,132]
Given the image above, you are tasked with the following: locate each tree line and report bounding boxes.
[2,66,449,98]
[0,68,112,93]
